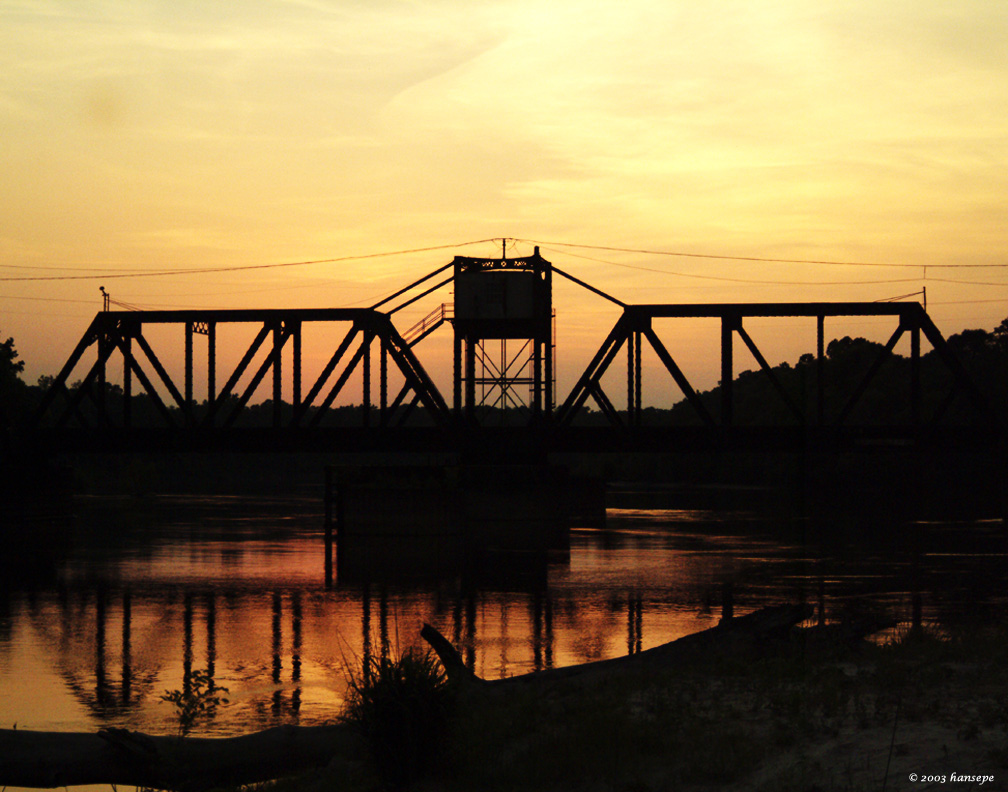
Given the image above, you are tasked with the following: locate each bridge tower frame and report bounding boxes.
[451,248,554,423]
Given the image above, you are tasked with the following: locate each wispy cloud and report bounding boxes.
[2,0,1007,380]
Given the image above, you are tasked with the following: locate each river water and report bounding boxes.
[1,494,1005,740]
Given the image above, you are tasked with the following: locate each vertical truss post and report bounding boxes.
[272,321,283,428]
[207,322,216,423]
[721,313,737,427]
[185,321,194,424]
[380,339,388,426]
[545,263,553,418]
[292,320,301,417]
[533,337,543,417]
[911,317,921,427]
[465,336,475,422]
[635,328,642,427]
[453,331,462,418]
[817,315,825,426]
[546,312,554,416]
[97,326,109,426]
[363,332,371,427]
[627,329,634,423]
[122,332,132,428]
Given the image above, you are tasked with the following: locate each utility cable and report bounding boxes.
[539,245,921,287]
[874,290,925,303]
[0,239,498,282]
[515,237,1008,269]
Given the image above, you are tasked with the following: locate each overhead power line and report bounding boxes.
[515,238,1008,269]
[0,239,498,283]
[538,245,922,287]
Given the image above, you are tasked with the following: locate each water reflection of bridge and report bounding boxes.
[16,580,633,725]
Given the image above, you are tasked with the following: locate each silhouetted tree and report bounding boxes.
[0,335,27,428]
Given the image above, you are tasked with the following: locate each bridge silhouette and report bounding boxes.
[30,249,1000,457]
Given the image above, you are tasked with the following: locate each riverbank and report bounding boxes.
[275,622,1008,792]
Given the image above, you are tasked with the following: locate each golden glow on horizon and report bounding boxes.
[1,0,1007,399]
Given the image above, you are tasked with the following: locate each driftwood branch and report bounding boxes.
[423,603,815,688]
[0,723,355,790]
[420,622,478,684]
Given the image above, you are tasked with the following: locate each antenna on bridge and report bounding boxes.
[99,286,109,312]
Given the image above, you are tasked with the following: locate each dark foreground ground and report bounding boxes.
[256,621,1008,792]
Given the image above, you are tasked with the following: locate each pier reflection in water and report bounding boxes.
[1,496,1006,738]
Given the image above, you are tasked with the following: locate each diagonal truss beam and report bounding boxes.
[223,323,294,428]
[293,325,359,425]
[556,315,629,426]
[202,324,271,427]
[32,315,103,423]
[133,333,187,415]
[307,332,372,427]
[114,335,176,426]
[917,313,1000,427]
[735,323,804,423]
[379,316,450,423]
[589,380,623,427]
[836,322,905,425]
[54,332,118,427]
[643,327,716,428]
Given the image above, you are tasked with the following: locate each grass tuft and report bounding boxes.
[340,648,454,790]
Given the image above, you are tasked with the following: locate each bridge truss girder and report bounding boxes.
[556,302,997,433]
[33,309,450,432]
[29,300,1002,454]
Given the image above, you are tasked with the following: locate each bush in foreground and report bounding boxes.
[341,648,454,789]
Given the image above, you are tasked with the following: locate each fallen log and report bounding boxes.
[422,603,816,689]
[0,723,356,790]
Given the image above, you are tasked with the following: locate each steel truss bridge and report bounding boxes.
[29,252,1001,457]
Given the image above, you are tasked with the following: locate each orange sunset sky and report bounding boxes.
[2,1,1007,407]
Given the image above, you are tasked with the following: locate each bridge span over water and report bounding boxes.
[29,249,1001,457]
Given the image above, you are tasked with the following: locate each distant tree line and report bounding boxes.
[3,319,1008,431]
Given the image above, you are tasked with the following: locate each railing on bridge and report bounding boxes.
[402,303,453,347]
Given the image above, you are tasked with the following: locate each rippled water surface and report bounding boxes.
[1,494,1005,739]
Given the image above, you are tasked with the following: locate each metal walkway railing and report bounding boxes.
[402,303,453,346]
